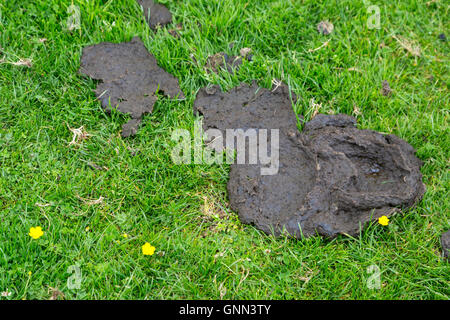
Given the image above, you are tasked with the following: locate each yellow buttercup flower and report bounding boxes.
[378,216,389,226]
[122,233,128,238]
[29,226,44,239]
[142,242,155,256]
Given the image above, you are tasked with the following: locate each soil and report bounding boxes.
[80,37,184,137]
[205,52,242,74]
[381,80,392,96]
[137,0,172,30]
[194,83,425,239]
[205,49,254,74]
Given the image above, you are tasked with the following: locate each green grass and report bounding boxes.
[0,0,449,299]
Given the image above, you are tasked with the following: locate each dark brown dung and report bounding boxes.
[194,83,425,239]
[80,37,184,137]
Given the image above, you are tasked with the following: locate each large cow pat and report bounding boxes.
[194,83,425,239]
[292,114,425,238]
[80,37,184,137]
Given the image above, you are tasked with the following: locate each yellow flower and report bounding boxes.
[29,226,44,239]
[378,216,389,226]
[142,242,155,256]
[122,233,128,238]
[85,226,90,232]
[28,271,32,276]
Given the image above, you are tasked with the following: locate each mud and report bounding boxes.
[441,230,450,260]
[137,0,172,29]
[80,37,184,137]
[194,83,425,239]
